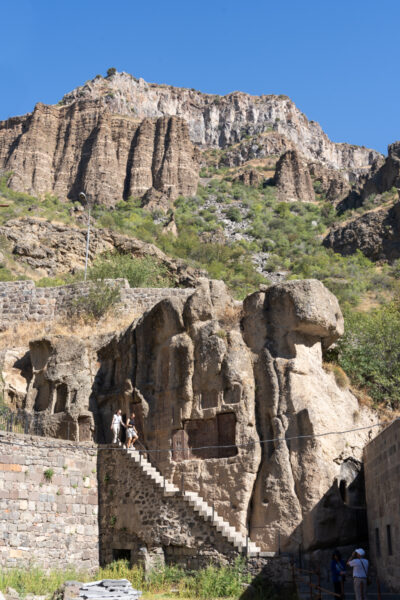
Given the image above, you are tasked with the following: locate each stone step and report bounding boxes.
[125,448,261,556]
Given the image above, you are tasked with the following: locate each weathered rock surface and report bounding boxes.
[361,141,400,200]
[308,161,351,204]
[25,336,102,440]
[273,151,351,204]
[92,278,375,553]
[60,72,381,171]
[0,101,198,206]
[323,202,400,261]
[232,168,265,187]
[0,217,204,284]
[3,278,377,553]
[273,150,315,202]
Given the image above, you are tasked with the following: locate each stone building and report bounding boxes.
[364,419,400,592]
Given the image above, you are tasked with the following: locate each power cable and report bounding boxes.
[0,417,398,454]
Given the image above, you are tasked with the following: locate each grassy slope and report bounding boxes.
[1,171,400,409]
[1,171,398,307]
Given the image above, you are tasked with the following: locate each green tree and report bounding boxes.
[337,302,400,408]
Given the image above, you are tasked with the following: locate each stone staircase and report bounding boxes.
[125,448,261,557]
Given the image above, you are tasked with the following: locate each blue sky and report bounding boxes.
[1,0,399,154]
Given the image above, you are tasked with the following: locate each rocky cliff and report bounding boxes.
[61,72,381,172]
[0,217,204,284]
[323,202,400,261]
[0,71,382,209]
[0,101,198,207]
[2,278,376,554]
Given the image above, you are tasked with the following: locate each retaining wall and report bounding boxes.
[364,419,400,592]
[0,431,291,584]
[0,280,194,327]
[0,431,99,570]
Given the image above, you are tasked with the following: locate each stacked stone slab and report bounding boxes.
[78,580,142,600]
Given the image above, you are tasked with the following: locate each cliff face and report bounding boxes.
[0,100,198,206]
[323,202,400,262]
[1,279,377,553]
[61,72,381,171]
[0,71,384,207]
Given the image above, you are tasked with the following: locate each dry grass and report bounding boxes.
[323,362,349,389]
[349,384,400,423]
[0,311,137,350]
[219,304,243,329]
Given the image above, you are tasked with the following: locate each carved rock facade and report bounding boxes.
[94,278,375,553]
[1,278,376,554]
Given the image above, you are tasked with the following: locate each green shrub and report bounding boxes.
[225,206,242,222]
[337,302,400,408]
[88,252,173,288]
[43,468,54,482]
[70,280,121,322]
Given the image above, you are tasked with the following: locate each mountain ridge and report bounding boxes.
[58,70,381,172]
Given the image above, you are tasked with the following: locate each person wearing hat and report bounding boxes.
[347,548,369,600]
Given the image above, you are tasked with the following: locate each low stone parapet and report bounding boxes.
[0,279,194,328]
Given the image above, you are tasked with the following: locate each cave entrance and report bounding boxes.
[172,412,237,461]
[112,549,131,562]
[54,383,68,413]
[33,375,51,412]
[78,416,92,441]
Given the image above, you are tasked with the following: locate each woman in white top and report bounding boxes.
[111,409,124,445]
[347,548,369,600]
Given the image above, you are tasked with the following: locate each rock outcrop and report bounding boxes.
[0,217,204,284]
[361,141,400,200]
[1,278,377,553]
[323,202,400,261]
[60,72,381,172]
[0,101,198,207]
[308,161,351,204]
[273,150,315,202]
[92,278,374,553]
[273,150,352,204]
[232,168,265,187]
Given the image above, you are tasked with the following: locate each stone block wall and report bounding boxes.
[0,279,194,328]
[364,419,400,592]
[0,431,99,570]
[97,448,292,583]
[98,447,241,569]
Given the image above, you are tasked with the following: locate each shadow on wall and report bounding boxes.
[239,473,368,599]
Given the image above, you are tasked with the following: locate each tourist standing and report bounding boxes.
[111,409,124,445]
[331,549,346,598]
[347,548,369,600]
[126,411,138,448]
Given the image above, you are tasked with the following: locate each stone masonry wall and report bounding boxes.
[0,431,99,570]
[98,447,239,569]
[98,448,292,584]
[0,280,193,328]
[364,419,400,592]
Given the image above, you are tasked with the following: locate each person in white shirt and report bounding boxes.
[111,409,124,445]
[347,548,369,600]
